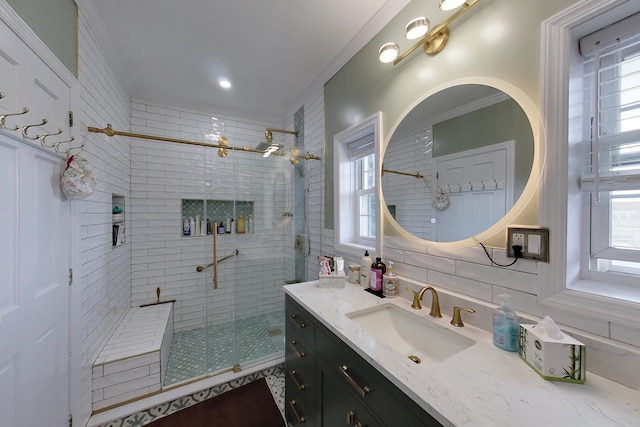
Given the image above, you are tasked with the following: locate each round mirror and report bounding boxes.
[382,84,534,242]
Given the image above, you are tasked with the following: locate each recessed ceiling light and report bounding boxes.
[219,79,231,89]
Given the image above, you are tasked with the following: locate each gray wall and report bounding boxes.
[6,0,77,75]
[323,0,578,229]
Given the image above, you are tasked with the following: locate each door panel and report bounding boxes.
[0,135,70,427]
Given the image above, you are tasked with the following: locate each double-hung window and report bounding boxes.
[350,135,376,245]
[577,13,640,283]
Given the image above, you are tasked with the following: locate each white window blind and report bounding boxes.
[579,12,640,194]
[349,133,375,160]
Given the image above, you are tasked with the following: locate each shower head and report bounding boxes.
[254,141,283,151]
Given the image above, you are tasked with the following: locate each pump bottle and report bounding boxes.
[369,257,386,292]
[493,293,519,352]
[382,261,398,297]
[360,250,372,288]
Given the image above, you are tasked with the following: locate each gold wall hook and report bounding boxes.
[0,107,30,131]
[63,139,85,155]
[39,129,64,147]
[21,118,48,140]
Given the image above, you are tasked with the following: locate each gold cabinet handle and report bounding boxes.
[288,400,305,423]
[338,365,370,397]
[289,340,306,358]
[289,313,306,329]
[347,410,355,424]
[289,369,305,390]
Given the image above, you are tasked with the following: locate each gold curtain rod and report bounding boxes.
[87,124,321,161]
[382,164,423,179]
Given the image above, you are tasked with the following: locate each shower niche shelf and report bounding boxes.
[112,194,125,248]
[182,198,254,237]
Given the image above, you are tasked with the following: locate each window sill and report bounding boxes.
[335,241,375,258]
[540,280,640,326]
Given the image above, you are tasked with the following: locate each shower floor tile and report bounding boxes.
[164,310,285,386]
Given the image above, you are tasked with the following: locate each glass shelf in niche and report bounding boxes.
[181,198,254,237]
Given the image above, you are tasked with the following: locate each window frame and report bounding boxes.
[540,0,640,324]
[334,112,383,256]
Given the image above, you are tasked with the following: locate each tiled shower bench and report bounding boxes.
[91,303,174,412]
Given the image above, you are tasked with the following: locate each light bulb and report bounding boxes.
[439,0,467,11]
[405,17,429,40]
[378,42,399,64]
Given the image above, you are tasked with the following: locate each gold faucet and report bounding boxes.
[451,306,475,327]
[405,286,442,318]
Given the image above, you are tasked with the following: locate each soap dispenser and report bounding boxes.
[493,293,519,352]
[369,257,386,292]
[382,261,398,297]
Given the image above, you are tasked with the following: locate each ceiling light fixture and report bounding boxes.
[405,17,430,40]
[219,79,231,89]
[379,0,479,66]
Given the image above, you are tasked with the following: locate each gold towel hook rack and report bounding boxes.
[21,118,48,140]
[39,129,64,147]
[0,107,30,131]
[63,139,85,155]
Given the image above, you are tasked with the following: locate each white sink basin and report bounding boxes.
[346,303,476,365]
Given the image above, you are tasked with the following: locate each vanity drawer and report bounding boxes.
[286,298,316,345]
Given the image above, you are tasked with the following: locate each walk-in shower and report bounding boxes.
[90,111,314,392]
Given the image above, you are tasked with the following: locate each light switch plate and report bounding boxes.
[506,226,549,262]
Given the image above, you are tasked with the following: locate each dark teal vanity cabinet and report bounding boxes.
[285,295,443,427]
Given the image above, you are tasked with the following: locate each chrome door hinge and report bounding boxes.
[68,268,73,286]
[68,416,72,427]
[69,111,74,127]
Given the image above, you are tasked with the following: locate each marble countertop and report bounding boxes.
[284,281,640,427]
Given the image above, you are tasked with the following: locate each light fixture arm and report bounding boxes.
[391,0,479,65]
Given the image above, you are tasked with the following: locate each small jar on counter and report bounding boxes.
[348,264,360,284]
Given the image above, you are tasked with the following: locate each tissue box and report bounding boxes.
[318,274,346,288]
[518,324,586,383]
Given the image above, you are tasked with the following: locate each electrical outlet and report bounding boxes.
[506,226,549,262]
[512,233,525,246]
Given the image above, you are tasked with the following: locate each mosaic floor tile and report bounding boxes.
[164,310,285,385]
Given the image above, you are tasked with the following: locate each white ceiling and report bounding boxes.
[90,0,406,120]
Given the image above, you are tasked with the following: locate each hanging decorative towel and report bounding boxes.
[60,154,96,199]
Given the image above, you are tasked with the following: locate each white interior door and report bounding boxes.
[0,134,70,427]
[434,141,514,241]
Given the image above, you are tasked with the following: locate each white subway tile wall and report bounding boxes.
[129,100,297,332]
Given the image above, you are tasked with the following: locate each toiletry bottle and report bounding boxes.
[493,293,519,352]
[189,217,195,237]
[206,218,211,235]
[237,214,245,233]
[360,250,372,288]
[382,261,398,297]
[195,215,201,236]
[230,218,235,234]
[217,221,225,234]
[247,215,253,233]
[183,218,190,236]
[369,257,386,292]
